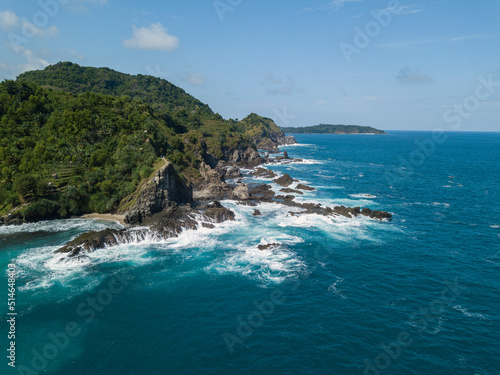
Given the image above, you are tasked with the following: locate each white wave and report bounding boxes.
[453,305,488,320]
[205,240,306,286]
[0,218,123,235]
[279,143,314,147]
[349,193,377,199]
[490,225,499,229]
[288,159,324,165]
[432,202,451,208]
[328,277,346,299]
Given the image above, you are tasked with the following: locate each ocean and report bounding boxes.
[1,131,499,375]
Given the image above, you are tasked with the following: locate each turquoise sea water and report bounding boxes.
[1,131,499,375]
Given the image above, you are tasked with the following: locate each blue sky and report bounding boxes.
[0,0,499,131]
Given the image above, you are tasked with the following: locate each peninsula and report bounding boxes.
[0,62,391,257]
[281,124,386,134]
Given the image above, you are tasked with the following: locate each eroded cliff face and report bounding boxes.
[119,161,193,224]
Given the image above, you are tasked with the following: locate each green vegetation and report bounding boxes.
[281,124,386,134]
[0,62,285,222]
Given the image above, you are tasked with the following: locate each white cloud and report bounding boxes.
[187,73,205,85]
[0,10,19,30]
[6,44,49,74]
[123,23,179,51]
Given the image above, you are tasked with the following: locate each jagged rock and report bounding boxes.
[283,151,289,159]
[120,161,193,225]
[193,184,231,201]
[55,228,126,257]
[273,174,296,187]
[248,184,275,200]
[257,243,280,250]
[257,137,278,151]
[280,188,303,195]
[226,166,242,179]
[253,209,262,216]
[296,184,315,191]
[277,134,297,145]
[55,202,237,257]
[252,168,277,179]
[230,183,250,200]
[204,201,236,222]
[361,208,392,220]
[275,195,295,202]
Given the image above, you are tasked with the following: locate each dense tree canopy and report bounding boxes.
[1,64,284,221]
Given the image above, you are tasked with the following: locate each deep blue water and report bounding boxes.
[1,131,499,375]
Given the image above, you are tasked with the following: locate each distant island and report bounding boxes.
[281,124,386,134]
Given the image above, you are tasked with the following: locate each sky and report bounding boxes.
[0,0,499,131]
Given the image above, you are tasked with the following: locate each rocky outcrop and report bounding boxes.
[226,146,263,167]
[56,201,236,257]
[204,201,236,222]
[120,161,193,225]
[230,183,250,200]
[277,134,297,146]
[280,188,303,195]
[55,229,126,257]
[252,168,277,179]
[296,184,315,191]
[273,174,296,187]
[225,166,242,179]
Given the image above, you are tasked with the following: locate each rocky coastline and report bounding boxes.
[49,140,393,259]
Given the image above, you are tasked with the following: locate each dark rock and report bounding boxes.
[121,161,193,224]
[283,151,289,159]
[257,243,280,250]
[296,184,315,191]
[280,188,303,195]
[248,184,275,200]
[253,209,262,216]
[368,210,392,220]
[55,228,126,257]
[204,201,236,223]
[273,174,296,187]
[226,166,242,179]
[275,195,295,202]
[252,168,277,179]
[202,222,215,229]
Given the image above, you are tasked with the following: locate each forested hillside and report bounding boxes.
[0,63,289,222]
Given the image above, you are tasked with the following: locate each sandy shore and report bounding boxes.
[80,213,127,225]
